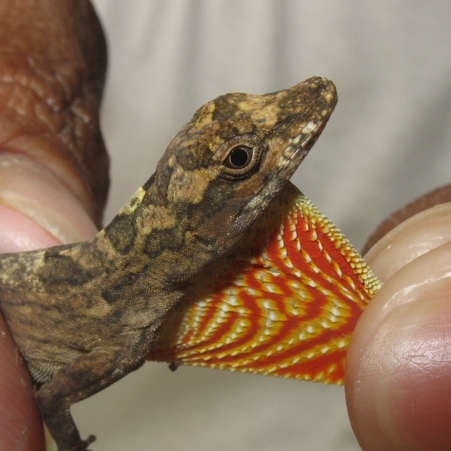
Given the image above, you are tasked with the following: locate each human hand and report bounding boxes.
[0,1,107,449]
[346,186,451,451]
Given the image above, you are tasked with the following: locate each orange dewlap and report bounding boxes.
[150,183,381,384]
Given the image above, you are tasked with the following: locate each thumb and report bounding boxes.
[346,199,451,451]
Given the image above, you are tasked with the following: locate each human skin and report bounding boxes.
[346,186,451,451]
[0,1,107,450]
[0,1,450,451]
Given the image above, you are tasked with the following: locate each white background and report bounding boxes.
[73,1,451,450]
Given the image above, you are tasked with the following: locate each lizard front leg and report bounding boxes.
[36,328,154,451]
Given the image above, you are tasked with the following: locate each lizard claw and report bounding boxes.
[81,435,96,451]
[65,435,96,451]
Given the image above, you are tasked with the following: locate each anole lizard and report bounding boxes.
[0,76,337,451]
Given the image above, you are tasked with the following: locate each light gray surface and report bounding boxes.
[74,1,451,450]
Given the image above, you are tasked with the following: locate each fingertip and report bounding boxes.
[347,237,451,450]
[346,298,451,451]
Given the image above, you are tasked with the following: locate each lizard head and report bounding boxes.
[153,77,337,252]
[106,77,337,285]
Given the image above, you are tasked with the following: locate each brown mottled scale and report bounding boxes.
[0,77,337,451]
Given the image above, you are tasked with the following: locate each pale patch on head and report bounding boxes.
[238,96,279,129]
[192,102,215,130]
[167,166,211,204]
[324,91,336,105]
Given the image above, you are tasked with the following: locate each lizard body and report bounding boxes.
[0,77,337,451]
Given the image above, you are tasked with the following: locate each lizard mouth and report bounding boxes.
[272,77,337,184]
[274,114,335,188]
[298,115,330,149]
[281,116,330,160]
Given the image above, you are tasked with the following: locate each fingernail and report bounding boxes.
[0,152,97,251]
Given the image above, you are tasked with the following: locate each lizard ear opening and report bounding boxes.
[219,135,262,179]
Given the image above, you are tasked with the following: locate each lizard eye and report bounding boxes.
[219,135,262,178]
[224,145,253,169]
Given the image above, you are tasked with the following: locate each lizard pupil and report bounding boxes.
[227,146,253,169]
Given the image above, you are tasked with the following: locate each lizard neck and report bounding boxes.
[93,174,218,291]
